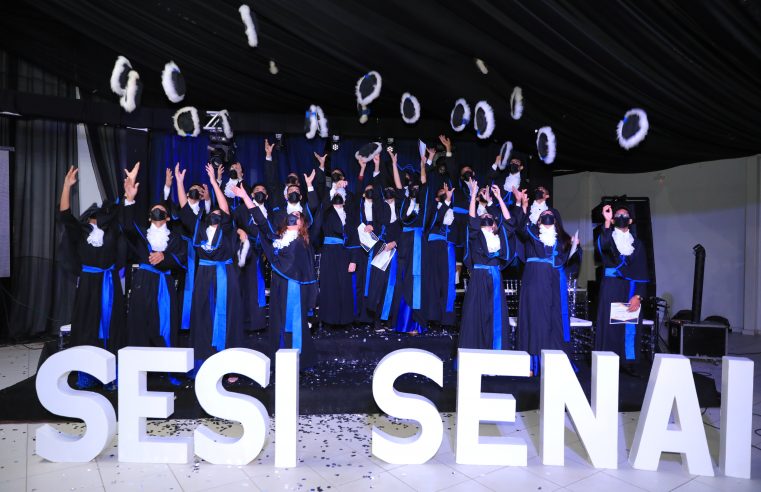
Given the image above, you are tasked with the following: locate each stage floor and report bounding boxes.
[0,333,760,490]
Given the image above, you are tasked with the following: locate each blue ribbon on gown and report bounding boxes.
[526,256,570,342]
[380,252,398,321]
[401,227,423,310]
[271,265,317,351]
[181,236,195,330]
[605,263,648,361]
[198,258,233,352]
[81,264,115,341]
[473,263,503,350]
[138,263,172,346]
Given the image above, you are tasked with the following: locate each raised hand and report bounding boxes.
[216,164,224,182]
[125,161,140,184]
[372,154,381,167]
[231,183,248,199]
[174,162,186,184]
[444,182,453,202]
[387,149,397,166]
[313,152,327,169]
[511,186,523,204]
[64,166,79,187]
[206,163,216,182]
[304,168,316,187]
[479,186,491,202]
[426,147,437,160]
[602,204,613,221]
[491,184,502,201]
[335,180,348,190]
[164,168,173,188]
[438,134,452,153]
[357,156,367,169]
[237,228,248,243]
[264,138,275,156]
[124,176,139,201]
[467,178,479,195]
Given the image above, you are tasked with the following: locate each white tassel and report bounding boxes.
[239,4,259,47]
[161,61,184,103]
[510,86,524,120]
[400,92,421,124]
[616,108,649,150]
[474,100,495,139]
[536,126,557,164]
[110,56,131,96]
[173,106,200,137]
[475,58,488,75]
[119,70,140,113]
[450,98,471,132]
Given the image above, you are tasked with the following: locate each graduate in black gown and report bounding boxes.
[349,156,377,328]
[459,180,520,352]
[244,176,321,368]
[58,165,127,388]
[594,202,649,375]
[122,175,187,350]
[516,198,578,376]
[176,163,244,372]
[423,181,459,328]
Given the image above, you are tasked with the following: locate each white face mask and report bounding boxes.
[538,224,557,247]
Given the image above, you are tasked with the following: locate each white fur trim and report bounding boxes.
[239,4,258,47]
[354,142,382,161]
[499,141,513,169]
[146,223,170,252]
[219,109,233,139]
[173,106,200,137]
[450,98,471,132]
[273,229,298,250]
[355,71,382,106]
[86,224,105,248]
[539,225,557,247]
[161,61,184,103]
[474,100,495,140]
[119,70,140,113]
[612,228,635,256]
[536,126,557,164]
[315,105,328,138]
[475,58,488,75]
[400,92,421,124]
[305,105,318,139]
[510,86,524,120]
[237,237,251,267]
[110,56,131,96]
[616,108,649,150]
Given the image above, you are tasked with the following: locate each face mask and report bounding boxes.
[480,216,495,227]
[383,188,395,200]
[187,189,201,201]
[287,213,300,226]
[461,170,474,182]
[534,189,545,200]
[509,163,521,174]
[209,213,223,226]
[287,192,301,204]
[149,208,168,221]
[229,169,238,180]
[614,215,630,229]
[364,189,373,200]
[539,214,555,226]
[437,194,447,203]
[331,194,344,205]
[331,173,343,182]
[437,165,447,175]
[253,191,266,203]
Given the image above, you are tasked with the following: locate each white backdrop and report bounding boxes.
[554,154,761,334]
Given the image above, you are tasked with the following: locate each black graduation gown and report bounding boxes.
[594,226,649,362]
[235,204,267,332]
[423,200,460,326]
[349,197,375,325]
[459,216,515,351]
[516,221,572,374]
[259,228,319,369]
[317,204,355,326]
[122,205,187,348]
[186,211,244,363]
[58,208,126,353]
[365,187,404,322]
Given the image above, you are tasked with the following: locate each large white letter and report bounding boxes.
[720,356,754,478]
[194,348,270,465]
[455,349,530,466]
[540,350,619,468]
[629,354,714,475]
[118,347,194,464]
[35,346,116,462]
[371,348,443,464]
[275,349,299,468]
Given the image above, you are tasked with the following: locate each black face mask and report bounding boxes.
[229,169,238,180]
[534,189,545,200]
[149,208,168,221]
[287,192,301,204]
[331,194,344,205]
[437,194,447,203]
[364,190,373,199]
[539,214,555,226]
[253,191,266,203]
[209,213,223,225]
[437,165,447,175]
[509,163,521,174]
[383,188,395,200]
[331,173,343,182]
[614,215,630,228]
[461,171,474,182]
[480,216,495,228]
[187,189,201,201]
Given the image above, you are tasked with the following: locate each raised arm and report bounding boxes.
[420,154,427,185]
[468,178,478,218]
[206,163,229,214]
[388,150,403,190]
[60,166,78,212]
[263,139,280,199]
[175,163,188,209]
[231,182,255,210]
[492,184,511,221]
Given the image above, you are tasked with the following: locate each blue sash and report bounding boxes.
[473,264,502,349]
[256,255,266,308]
[527,256,570,342]
[138,263,172,347]
[605,265,648,360]
[198,258,233,352]
[323,236,344,245]
[380,252,398,321]
[270,265,317,351]
[402,227,423,309]
[81,264,115,341]
[180,236,195,330]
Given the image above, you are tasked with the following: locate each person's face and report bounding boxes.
[150,204,169,227]
[230,162,243,176]
[188,185,203,203]
[539,211,555,230]
[614,208,632,229]
[460,166,474,179]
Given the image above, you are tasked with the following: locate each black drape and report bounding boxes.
[86,125,127,202]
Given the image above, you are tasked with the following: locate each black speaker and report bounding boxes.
[668,319,727,358]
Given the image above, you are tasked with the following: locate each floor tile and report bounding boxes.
[388,461,470,491]
[475,464,564,491]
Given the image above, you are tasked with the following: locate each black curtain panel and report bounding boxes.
[86,125,128,202]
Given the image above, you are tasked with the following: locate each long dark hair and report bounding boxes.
[540,209,571,253]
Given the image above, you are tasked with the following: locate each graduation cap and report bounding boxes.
[536,126,557,164]
[474,100,495,140]
[510,86,524,120]
[354,142,382,161]
[305,105,318,139]
[316,106,328,138]
[110,56,132,96]
[218,109,233,139]
[239,4,259,48]
[119,70,142,113]
[356,71,382,124]
[450,98,471,133]
[400,92,421,124]
[498,141,513,170]
[173,106,200,137]
[161,61,185,103]
[617,108,649,150]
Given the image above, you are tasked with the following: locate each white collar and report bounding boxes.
[202,226,218,251]
[86,223,104,248]
[334,205,346,225]
[612,228,635,256]
[188,200,201,216]
[504,172,521,194]
[363,200,373,221]
[146,223,170,252]
[529,201,548,224]
[538,225,557,247]
[481,228,501,253]
[287,202,303,214]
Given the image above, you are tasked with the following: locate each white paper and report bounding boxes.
[418,139,427,160]
[610,302,640,324]
[569,230,579,258]
[357,223,379,251]
[371,247,396,271]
